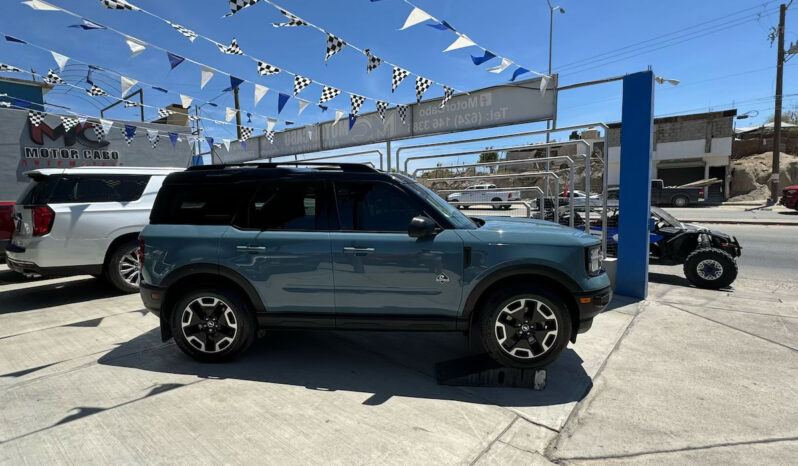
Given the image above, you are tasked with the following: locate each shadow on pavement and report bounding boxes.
[649,272,693,287]
[0,276,123,314]
[777,210,798,216]
[99,327,592,408]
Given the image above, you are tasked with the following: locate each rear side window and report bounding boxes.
[18,175,149,204]
[17,177,58,205]
[150,182,254,226]
[236,181,327,231]
[335,182,422,232]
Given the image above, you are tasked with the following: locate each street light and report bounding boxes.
[544,1,565,198]
[655,76,680,86]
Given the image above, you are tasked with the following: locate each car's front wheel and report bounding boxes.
[105,239,141,293]
[683,248,738,289]
[171,288,256,362]
[478,284,572,369]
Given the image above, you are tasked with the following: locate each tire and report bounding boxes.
[170,287,256,362]
[491,197,502,210]
[502,205,511,210]
[672,195,688,207]
[683,248,738,289]
[477,283,572,369]
[451,199,465,210]
[105,239,141,293]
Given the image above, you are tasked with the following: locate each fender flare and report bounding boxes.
[161,263,266,313]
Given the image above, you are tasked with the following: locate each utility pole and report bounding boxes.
[233,86,242,140]
[544,2,565,199]
[770,2,790,204]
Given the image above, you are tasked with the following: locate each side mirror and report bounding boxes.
[408,216,438,238]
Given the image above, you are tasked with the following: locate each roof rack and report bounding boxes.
[186,162,378,173]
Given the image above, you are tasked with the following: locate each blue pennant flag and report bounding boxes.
[69,19,106,30]
[191,155,204,166]
[222,76,244,92]
[285,121,294,125]
[167,52,185,70]
[471,50,496,66]
[124,124,137,141]
[4,35,27,44]
[277,93,290,114]
[206,102,218,107]
[152,86,168,93]
[205,136,214,150]
[12,99,30,108]
[86,65,101,85]
[240,141,247,151]
[427,21,455,31]
[511,67,530,81]
[168,132,178,147]
[348,113,357,131]
[246,112,252,123]
[318,104,328,112]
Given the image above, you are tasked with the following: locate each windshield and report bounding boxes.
[405,181,476,229]
[651,206,682,227]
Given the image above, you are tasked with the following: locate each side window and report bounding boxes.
[150,182,251,226]
[335,182,422,232]
[238,181,326,231]
[48,175,149,203]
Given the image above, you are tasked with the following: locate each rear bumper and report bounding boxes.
[139,281,165,316]
[573,285,613,334]
[5,249,102,277]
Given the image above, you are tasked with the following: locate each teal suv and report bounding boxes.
[139,163,611,369]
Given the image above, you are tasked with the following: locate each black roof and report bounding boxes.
[170,162,394,184]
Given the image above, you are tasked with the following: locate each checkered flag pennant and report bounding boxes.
[188,115,200,121]
[158,108,174,119]
[168,22,197,42]
[264,130,274,144]
[60,116,79,132]
[319,85,341,104]
[86,84,107,97]
[0,102,10,108]
[415,76,432,103]
[0,63,22,73]
[100,0,140,10]
[43,69,64,85]
[273,9,308,27]
[124,100,141,108]
[376,101,388,121]
[240,126,254,141]
[28,110,46,127]
[440,86,454,108]
[122,125,136,145]
[397,105,408,125]
[365,50,382,73]
[217,38,244,55]
[227,0,260,16]
[147,129,159,149]
[350,94,366,116]
[293,75,311,96]
[391,66,410,92]
[325,34,346,63]
[257,61,280,76]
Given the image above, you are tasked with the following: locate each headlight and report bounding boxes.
[586,246,602,276]
[787,190,797,195]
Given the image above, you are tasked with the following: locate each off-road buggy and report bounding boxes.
[548,206,742,289]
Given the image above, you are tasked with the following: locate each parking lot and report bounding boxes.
[2,248,797,464]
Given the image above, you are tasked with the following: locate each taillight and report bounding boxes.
[32,205,55,236]
[698,189,704,197]
[138,237,145,267]
[508,192,513,199]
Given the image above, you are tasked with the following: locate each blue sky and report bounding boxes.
[1,0,796,168]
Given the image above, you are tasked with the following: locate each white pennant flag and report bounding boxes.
[333,110,344,126]
[222,138,232,151]
[443,35,476,52]
[51,51,69,71]
[266,118,276,132]
[180,94,193,108]
[200,66,214,89]
[225,107,237,122]
[77,116,88,125]
[22,0,61,10]
[400,7,433,30]
[297,99,310,116]
[125,37,146,57]
[120,76,137,96]
[100,118,114,135]
[539,75,550,97]
[487,58,512,74]
[254,84,268,106]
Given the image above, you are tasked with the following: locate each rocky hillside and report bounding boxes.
[729,152,798,201]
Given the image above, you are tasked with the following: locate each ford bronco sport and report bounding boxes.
[139,163,611,369]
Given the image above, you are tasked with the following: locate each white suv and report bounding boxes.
[6,167,182,292]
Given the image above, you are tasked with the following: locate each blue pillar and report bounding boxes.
[616,71,654,299]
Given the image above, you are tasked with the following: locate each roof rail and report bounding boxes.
[186,162,378,173]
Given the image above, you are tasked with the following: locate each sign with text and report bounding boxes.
[257,77,555,158]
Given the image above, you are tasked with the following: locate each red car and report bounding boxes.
[0,201,14,261]
[780,185,798,210]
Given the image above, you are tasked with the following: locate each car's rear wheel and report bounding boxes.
[672,195,688,207]
[171,288,256,362]
[491,197,502,210]
[105,239,140,293]
[683,248,738,289]
[478,284,572,369]
[451,199,465,210]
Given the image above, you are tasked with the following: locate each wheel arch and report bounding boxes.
[102,232,140,270]
[462,266,581,342]
[671,194,689,206]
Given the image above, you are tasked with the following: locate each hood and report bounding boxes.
[468,216,599,247]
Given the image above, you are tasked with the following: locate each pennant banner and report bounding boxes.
[125,37,146,57]
[471,50,496,66]
[180,94,193,108]
[443,35,476,52]
[28,110,46,127]
[228,0,260,16]
[365,49,381,73]
[240,126,254,140]
[168,132,179,147]
[487,58,512,74]
[440,86,454,108]
[120,76,137,95]
[123,124,137,144]
[293,75,311,96]
[254,84,268,105]
[43,69,64,85]
[222,138,232,151]
[400,7,433,30]
[86,84,108,96]
[350,94,366,115]
[51,51,69,70]
[297,99,310,116]
[273,9,307,27]
[277,93,290,114]
[510,67,530,82]
[319,85,341,104]
[376,101,388,121]
[397,105,408,125]
[415,76,432,103]
[22,0,62,11]
[325,34,346,63]
[257,61,280,76]
[348,113,357,130]
[69,19,105,30]
[0,64,23,73]
[333,110,344,126]
[225,107,237,122]
[217,38,243,55]
[168,21,197,42]
[60,116,79,132]
[391,66,409,92]
[266,117,276,132]
[146,128,159,149]
[167,52,185,69]
[200,66,214,89]
[264,130,274,143]
[101,0,140,10]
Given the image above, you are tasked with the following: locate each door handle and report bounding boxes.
[236,245,266,252]
[343,246,375,255]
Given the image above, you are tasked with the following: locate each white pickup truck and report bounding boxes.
[446,184,521,210]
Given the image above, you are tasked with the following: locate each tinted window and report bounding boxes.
[150,182,253,225]
[237,181,326,230]
[17,177,58,205]
[49,175,149,203]
[335,182,421,232]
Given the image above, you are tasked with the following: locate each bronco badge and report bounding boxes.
[435,273,449,284]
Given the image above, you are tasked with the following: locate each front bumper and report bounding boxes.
[573,285,613,334]
[779,195,798,209]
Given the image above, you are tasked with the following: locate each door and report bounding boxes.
[219,180,334,314]
[330,181,463,319]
